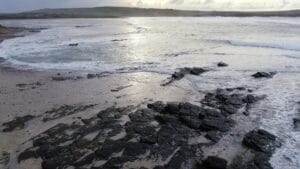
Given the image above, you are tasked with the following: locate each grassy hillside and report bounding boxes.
[0,7,300,19]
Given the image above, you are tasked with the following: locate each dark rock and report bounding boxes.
[123,142,149,157]
[243,111,250,116]
[190,67,207,75]
[180,116,202,129]
[200,156,228,169]
[251,153,273,169]
[68,43,79,46]
[111,85,133,92]
[243,95,264,104]
[148,101,166,112]
[205,131,222,142]
[178,102,202,117]
[162,67,208,86]
[42,104,96,122]
[217,62,228,67]
[252,72,276,78]
[42,159,59,169]
[155,114,179,126]
[52,76,82,81]
[243,129,281,154]
[200,117,235,132]
[2,115,35,132]
[293,118,300,131]
[165,102,181,115]
[87,74,97,79]
[18,149,38,162]
[95,140,125,160]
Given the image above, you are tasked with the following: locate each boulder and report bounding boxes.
[200,156,228,169]
[252,72,276,78]
[217,62,228,67]
[293,118,300,131]
[242,129,281,154]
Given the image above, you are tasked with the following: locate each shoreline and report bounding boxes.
[0,24,299,169]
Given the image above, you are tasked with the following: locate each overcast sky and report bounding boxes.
[1,0,300,13]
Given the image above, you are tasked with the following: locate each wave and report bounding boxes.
[209,39,300,51]
[1,57,173,75]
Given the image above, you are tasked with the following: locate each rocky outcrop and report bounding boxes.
[2,115,35,132]
[217,62,228,67]
[162,67,208,86]
[243,129,282,154]
[229,129,282,169]
[16,87,263,169]
[198,156,228,169]
[43,104,96,122]
[252,72,276,78]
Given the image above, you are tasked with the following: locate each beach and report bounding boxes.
[0,18,299,169]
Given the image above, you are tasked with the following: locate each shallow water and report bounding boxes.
[0,17,299,168]
[0,17,300,73]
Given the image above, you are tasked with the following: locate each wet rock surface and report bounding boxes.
[198,156,228,169]
[217,62,228,67]
[111,85,133,92]
[2,115,35,132]
[69,43,79,46]
[43,104,96,122]
[242,129,282,154]
[16,81,43,91]
[16,87,263,169]
[52,75,83,81]
[252,72,276,78]
[0,151,10,168]
[293,118,300,131]
[228,129,282,169]
[162,67,208,86]
[87,73,109,79]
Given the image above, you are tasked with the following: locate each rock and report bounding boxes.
[205,131,222,142]
[18,149,38,162]
[123,142,149,157]
[250,153,273,169]
[2,115,35,132]
[180,116,202,129]
[87,74,97,79]
[200,156,228,169]
[190,67,207,75]
[148,101,166,112]
[42,104,96,122]
[0,151,10,167]
[162,67,208,86]
[200,117,235,132]
[242,129,281,154]
[52,76,82,81]
[68,43,79,46]
[42,159,58,169]
[217,62,228,67]
[111,85,133,92]
[252,72,276,78]
[243,94,262,104]
[293,118,300,131]
[243,111,250,116]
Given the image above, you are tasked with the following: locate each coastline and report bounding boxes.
[0,24,299,169]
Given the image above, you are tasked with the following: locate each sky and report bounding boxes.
[0,0,300,13]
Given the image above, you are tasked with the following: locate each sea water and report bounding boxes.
[0,17,299,168]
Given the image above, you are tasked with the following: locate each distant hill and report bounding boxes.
[1,7,300,19]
